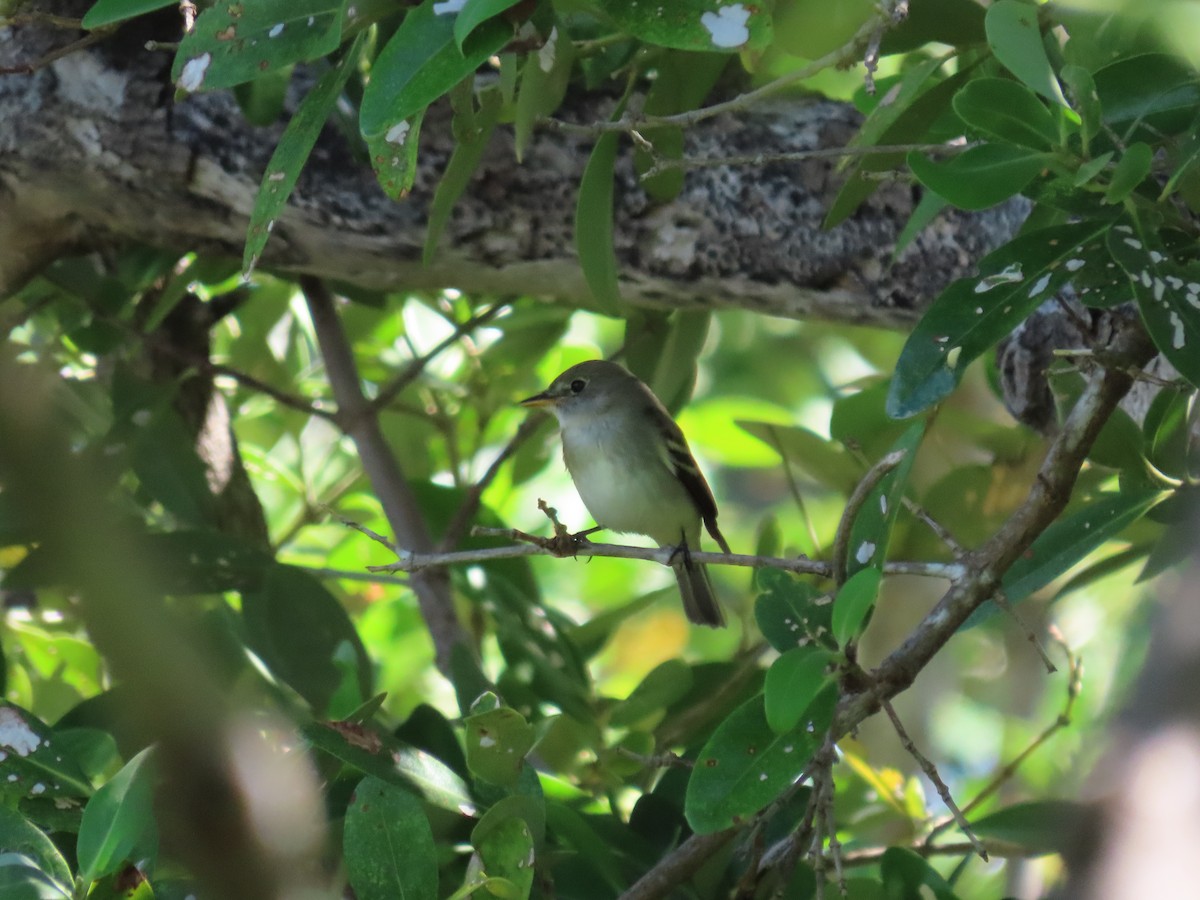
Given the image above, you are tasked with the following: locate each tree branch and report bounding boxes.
[301,277,472,677]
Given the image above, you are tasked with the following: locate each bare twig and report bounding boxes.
[990,589,1056,674]
[882,700,988,861]
[0,28,112,76]
[370,527,965,581]
[615,747,693,770]
[370,303,506,413]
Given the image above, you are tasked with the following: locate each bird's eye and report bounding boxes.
[569,379,586,394]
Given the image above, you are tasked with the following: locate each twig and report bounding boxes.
[990,589,1056,674]
[640,141,972,180]
[297,566,409,587]
[882,700,989,862]
[369,527,965,581]
[369,303,506,413]
[301,277,472,677]
[830,450,907,584]
[615,747,692,770]
[0,28,112,76]
[437,414,546,551]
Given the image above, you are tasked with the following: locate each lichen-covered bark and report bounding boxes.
[0,3,1025,326]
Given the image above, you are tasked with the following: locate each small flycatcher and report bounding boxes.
[520,360,731,627]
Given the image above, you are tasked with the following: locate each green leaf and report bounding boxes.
[754,569,834,654]
[967,490,1164,627]
[425,88,503,264]
[0,703,93,804]
[908,144,1051,211]
[985,0,1066,106]
[736,420,862,494]
[610,660,694,728]
[774,0,874,60]
[1108,221,1200,388]
[826,59,973,227]
[971,800,1087,855]
[845,422,925,577]
[879,0,985,54]
[576,111,625,315]
[1093,53,1200,143]
[464,706,535,788]
[684,687,836,833]
[952,78,1058,150]
[601,0,772,52]
[77,748,155,884]
[514,26,576,161]
[0,808,71,894]
[364,109,426,201]
[1060,64,1100,152]
[303,722,476,815]
[887,219,1113,419]
[475,817,535,899]
[0,856,71,900]
[82,0,175,28]
[344,776,438,900]
[244,35,363,275]
[763,647,834,734]
[471,793,546,852]
[1104,142,1153,204]
[359,0,512,139]
[242,564,370,715]
[880,847,958,900]
[129,405,218,528]
[832,568,881,646]
[892,190,949,260]
[172,0,344,93]
[454,0,524,50]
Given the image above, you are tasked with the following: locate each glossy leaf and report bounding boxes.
[601,0,772,52]
[576,112,624,315]
[971,800,1087,855]
[737,420,862,494]
[172,0,344,93]
[0,856,71,900]
[880,0,985,53]
[610,660,694,728]
[1093,53,1200,142]
[365,110,425,201]
[844,421,925,578]
[764,647,834,734]
[303,722,477,816]
[1108,221,1200,387]
[953,78,1058,150]
[476,817,535,899]
[1104,142,1153,204]
[359,0,511,140]
[242,564,371,716]
[244,35,364,276]
[0,703,93,804]
[908,144,1051,211]
[0,808,71,893]
[754,569,834,654]
[832,568,881,646]
[967,490,1164,627]
[464,706,535,788]
[454,0,524,50]
[985,0,1066,106]
[82,0,175,28]
[685,686,836,833]
[881,847,958,900]
[425,88,503,263]
[344,776,438,900]
[77,747,155,883]
[888,220,1113,419]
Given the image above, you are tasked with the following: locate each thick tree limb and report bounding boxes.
[0,4,1025,324]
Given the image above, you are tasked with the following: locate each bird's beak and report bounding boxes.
[519,390,556,408]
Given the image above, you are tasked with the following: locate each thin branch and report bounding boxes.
[882,699,988,862]
[370,302,506,413]
[298,566,409,587]
[0,28,112,76]
[368,526,965,581]
[640,140,971,180]
[301,277,473,677]
[990,588,1056,674]
[830,450,907,585]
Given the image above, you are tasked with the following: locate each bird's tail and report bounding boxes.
[674,555,725,628]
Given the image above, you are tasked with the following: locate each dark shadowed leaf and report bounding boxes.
[344,776,437,900]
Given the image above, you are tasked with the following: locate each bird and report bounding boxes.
[519,360,731,627]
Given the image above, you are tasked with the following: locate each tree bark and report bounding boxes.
[1,4,1025,325]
